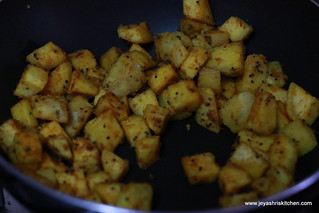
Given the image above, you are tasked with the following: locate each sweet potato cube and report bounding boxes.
[135,136,161,169]
[117,22,153,44]
[95,182,123,205]
[183,0,214,25]
[26,41,66,70]
[47,135,72,160]
[86,171,111,190]
[0,119,22,153]
[180,46,208,79]
[115,183,153,210]
[101,150,129,181]
[14,131,42,164]
[219,192,258,208]
[181,152,220,185]
[67,70,99,97]
[197,67,222,94]
[143,104,170,135]
[180,18,214,37]
[10,98,38,127]
[14,64,48,98]
[129,89,159,116]
[218,16,253,41]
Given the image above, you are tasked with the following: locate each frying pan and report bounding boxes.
[0,0,319,212]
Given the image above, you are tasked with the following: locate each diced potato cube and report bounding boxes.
[206,41,245,77]
[192,30,230,49]
[39,152,67,173]
[237,130,275,152]
[56,168,89,197]
[129,89,159,116]
[195,88,220,133]
[0,119,22,153]
[218,16,253,41]
[135,136,161,169]
[41,60,72,95]
[14,65,48,98]
[219,191,258,208]
[183,0,214,25]
[86,171,111,190]
[229,143,269,179]
[10,98,38,127]
[266,61,287,87]
[219,91,255,133]
[83,190,102,203]
[180,46,208,79]
[286,82,319,126]
[31,95,68,123]
[95,182,123,205]
[197,67,222,94]
[269,134,298,173]
[101,150,129,181]
[68,49,99,79]
[35,168,57,188]
[26,41,66,70]
[236,54,268,93]
[280,119,317,156]
[64,95,93,138]
[39,121,70,140]
[276,100,292,131]
[47,135,72,160]
[115,182,153,210]
[180,18,214,37]
[143,104,170,135]
[258,82,288,103]
[67,70,99,97]
[100,47,123,72]
[84,110,124,152]
[121,115,151,147]
[129,50,156,70]
[218,163,252,194]
[129,44,152,59]
[72,137,100,173]
[221,76,237,99]
[117,22,153,44]
[14,131,42,164]
[147,64,179,95]
[181,152,220,185]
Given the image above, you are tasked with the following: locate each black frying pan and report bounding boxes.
[0,0,319,212]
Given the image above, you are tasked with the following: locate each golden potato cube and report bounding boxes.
[229,143,269,179]
[135,136,161,169]
[129,89,159,117]
[14,64,48,98]
[68,49,99,78]
[94,91,128,122]
[115,182,153,210]
[218,16,253,41]
[0,119,22,153]
[180,46,208,79]
[39,152,67,173]
[206,41,244,77]
[246,92,277,135]
[221,76,237,99]
[236,54,268,93]
[10,98,38,127]
[219,192,258,208]
[180,18,214,37]
[72,137,100,173]
[47,135,72,160]
[14,131,42,164]
[218,163,252,194]
[39,120,70,141]
[197,67,222,94]
[181,152,220,185]
[143,104,170,135]
[121,115,151,147]
[276,100,292,131]
[117,22,153,44]
[41,60,72,95]
[64,95,93,138]
[266,61,287,87]
[219,91,255,133]
[56,168,89,197]
[129,44,152,59]
[191,30,230,49]
[86,171,111,190]
[237,130,275,152]
[286,82,319,126]
[83,190,102,203]
[26,41,66,70]
[183,0,214,25]
[195,88,220,133]
[102,52,146,97]
[101,150,129,181]
[280,119,317,156]
[84,110,124,152]
[35,168,57,188]
[31,95,68,123]
[129,50,156,70]
[258,82,288,103]
[147,64,179,95]
[95,182,123,205]
[100,47,123,72]
[67,70,99,97]
[269,134,298,173]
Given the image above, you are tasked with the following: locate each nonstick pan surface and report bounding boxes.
[0,0,318,212]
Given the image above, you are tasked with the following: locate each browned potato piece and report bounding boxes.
[183,0,214,25]
[95,182,123,205]
[39,152,67,173]
[129,44,152,59]
[86,171,111,190]
[129,89,159,117]
[67,70,99,97]
[266,61,287,87]
[72,137,100,173]
[180,46,208,79]
[129,50,156,70]
[14,64,48,98]
[115,182,153,210]
[39,120,70,140]
[258,82,288,103]
[143,104,170,135]
[221,76,237,99]
[180,18,214,37]
[68,49,99,78]
[31,95,69,123]
[10,98,38,127]
[218,16,253,41]
[181,152,220,185]
[101,150,129,181]
[117,22,153,44]
[47,135,72,160]
[276,100,292,131]
[26,41,66,70]
[135,136,161,169]
[14,131,42,164]
[0,119,22,153]
[192,30,230,49]
[197,67,222,94]
[100,47,123,72]
[237,130,275,152]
